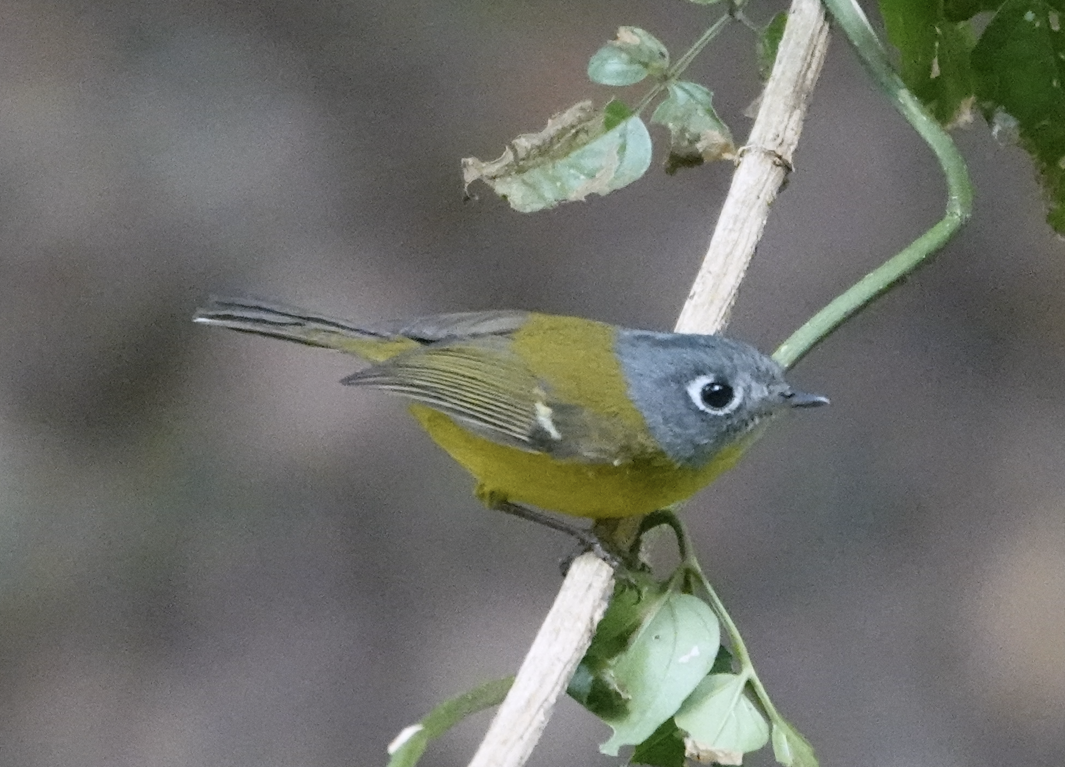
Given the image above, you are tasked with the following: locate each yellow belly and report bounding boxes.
[410,406,744,518]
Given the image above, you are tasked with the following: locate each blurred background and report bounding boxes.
[0,1,1063,765]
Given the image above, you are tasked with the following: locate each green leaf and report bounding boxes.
[880,0,978,127]
[588,26,670,86]
[757,12,789,81]
[771,719,819,767]
[580,577,669,669]
[631,719,687,767]
[571,578,667,717]
[603,98,634,130]
[674,674,770,765]
[598,592,721,756]
[650,80,736,173]
[971,0,1065,232]
[462,100,652,212]
[386,677,512,767]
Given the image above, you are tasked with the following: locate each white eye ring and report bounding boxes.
[686,375,741,415]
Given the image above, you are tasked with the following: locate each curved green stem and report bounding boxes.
[773,0,973,370]
[635,508,690,561]
[667,515,787,730]
[387,677,514,767]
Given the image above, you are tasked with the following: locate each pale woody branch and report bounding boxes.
[467,2,831,766]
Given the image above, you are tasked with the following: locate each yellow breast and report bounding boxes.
[409,406,744,518]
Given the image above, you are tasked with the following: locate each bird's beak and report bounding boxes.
[783,389,830,408]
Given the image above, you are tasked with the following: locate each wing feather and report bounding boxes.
[373,311,531,343]
[343,339,541,448]
[343,335,651,463]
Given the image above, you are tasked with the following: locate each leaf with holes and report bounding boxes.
[462,100,652,212]
[588,26,670,86]
[650,81,736,173]
[880,0,978,127]
[971,0,1065,232]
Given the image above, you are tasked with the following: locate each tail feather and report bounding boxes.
[193,297,414,360]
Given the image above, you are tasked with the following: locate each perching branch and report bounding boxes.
[675,0,830,334]
[465,2,830,766]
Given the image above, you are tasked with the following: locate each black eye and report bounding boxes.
[687,375,740,414]
[700,380,735,411]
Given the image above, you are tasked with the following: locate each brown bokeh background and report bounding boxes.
[1,1,1063,766]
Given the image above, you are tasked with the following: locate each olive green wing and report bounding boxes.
[342,337,645,463]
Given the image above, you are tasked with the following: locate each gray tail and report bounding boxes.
[193,296,387,350]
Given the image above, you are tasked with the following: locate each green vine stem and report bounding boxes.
[386,677,514,767]
[772,0,973,370]
[643,511,779,728]
[681,543,784,727]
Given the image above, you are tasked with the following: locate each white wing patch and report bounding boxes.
[534,401,562,441]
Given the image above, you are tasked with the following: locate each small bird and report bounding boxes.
[194,297,827,521]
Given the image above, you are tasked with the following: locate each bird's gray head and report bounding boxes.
[615,329,827,468]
